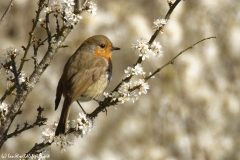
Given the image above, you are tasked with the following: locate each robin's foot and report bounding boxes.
[93,98,107,115]
[93,98,103,104]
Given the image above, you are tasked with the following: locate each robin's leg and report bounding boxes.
[76,101,87,114]
[93,98,101,103]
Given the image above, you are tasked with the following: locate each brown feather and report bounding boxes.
[55,78,63,110]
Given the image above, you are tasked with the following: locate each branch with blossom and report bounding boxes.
[3,106,47,140]
[0,0,217,158]
[0,0,14,25]
[0,0,96,149]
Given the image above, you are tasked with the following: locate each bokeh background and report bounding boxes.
[1,0,240,160]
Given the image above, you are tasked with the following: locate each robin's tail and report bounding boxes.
[55,99,71,136]
[55,77,63,110]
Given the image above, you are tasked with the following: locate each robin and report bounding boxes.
[55,35,120,136]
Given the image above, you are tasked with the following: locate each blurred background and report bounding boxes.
[0,0,240,159]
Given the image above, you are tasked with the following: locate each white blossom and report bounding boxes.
[103,92,109,98]
[86,1,98,16]
[44,7,52,14]
[51,1,60,12]
[124,67,133,77]
[5,47,20,57]
[19,72,26,84]
[64,7,82,27]
[63,0,75,7]
[109,91,120,102]
[151,41,163,58]
[41,0,82,28]
[153,18,167,31]
[132,38,151,60]
[125,64,146,77]
[132,63,146,75]
[0,102,9,116]
[118,94,130,104]
[107,78,150,105]
[0,47,20,67]
[75,112,93,137]
[42,126,55,143]
[118,82,131,95]
[0,47,23,88]
[38,18,46,27]
[54,133,75,152]
[136,79,150,95]
[128,91,139,103]
[4,71,14,82]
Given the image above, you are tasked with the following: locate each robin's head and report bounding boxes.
[81,35,120,60]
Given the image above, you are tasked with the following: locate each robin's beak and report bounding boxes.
[111,46,120,51]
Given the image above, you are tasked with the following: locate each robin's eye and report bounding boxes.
[100,44,105,48]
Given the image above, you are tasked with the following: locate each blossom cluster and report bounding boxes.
[0,47,26,88]
[0,47,19,69]
[41,0,97,27]
[43,0,82,27]
[86,1,98,16]
[153,18,167,32]
[132,38,164,60]
[42,113,93,152]
[104,78,150,105]
[124,63,145,77]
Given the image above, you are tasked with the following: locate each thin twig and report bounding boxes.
[7,106,47,139]
[0,0,14,25]
[0,85,15,103]
[18,0,45,73]
[0,0,45,104]
[145,36,217,81]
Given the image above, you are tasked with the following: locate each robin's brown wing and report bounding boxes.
[66,66,106,102]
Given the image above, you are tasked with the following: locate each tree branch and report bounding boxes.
[145,36,217,81]
[6,106,47,139]
[19,0,92,153]
[0,0,68,148]
[87,0,183,119]
[149,0,182,45]
[0,0,14,25]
